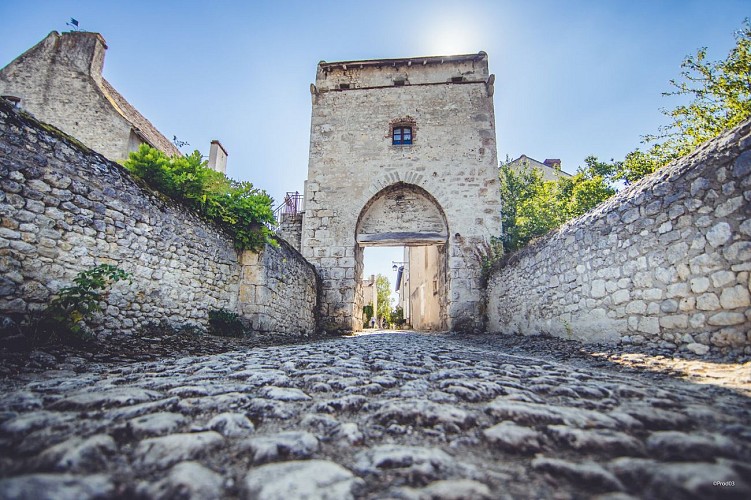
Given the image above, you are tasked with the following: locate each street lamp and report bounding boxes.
[392,261,406,272]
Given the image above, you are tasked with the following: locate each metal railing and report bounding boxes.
[271,191,304,229]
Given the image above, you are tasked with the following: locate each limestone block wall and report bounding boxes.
[303,54,502,333]
[487,119,751,356]
[0,100,319,338]
[239,239,319,338]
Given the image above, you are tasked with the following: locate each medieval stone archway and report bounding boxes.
[356,182,448,247]
[300,53,502,333]
[354,182,449,331]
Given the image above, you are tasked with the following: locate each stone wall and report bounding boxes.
[276,214,302,252]
[0,99,318,338]
[487,119,751,356]
[239,239,319,338]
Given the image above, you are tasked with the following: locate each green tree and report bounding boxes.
[498,163,545,252]
[391,306,405,328]
[362,304,374,328]
[499,157,614,251]
[499,21,751,252]
[623,19,751,183]
[558,156,617,218]
[375,274,392,326]
[515,179,565,245]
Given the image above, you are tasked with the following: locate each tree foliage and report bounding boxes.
[375,274,392,325]
[362,304,374,328]
[622,19,751,182]
[499,158,614,252]
[124,144,275,250]
[391,305,406,328]
[500,20,750,252]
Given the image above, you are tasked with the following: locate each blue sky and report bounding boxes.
[1,0,748,296]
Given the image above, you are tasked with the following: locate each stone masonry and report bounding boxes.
[0,99,317,338]
[487,118,751,356]
[238,238,319,338]
[0,31,180,162]
[276,213,303,253]
[302,53,502,333]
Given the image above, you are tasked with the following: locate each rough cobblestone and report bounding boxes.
[0,332,749,499]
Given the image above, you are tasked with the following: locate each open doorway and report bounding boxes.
[353,181,450,332]
[359,244,446,332]
[361,246,402,330]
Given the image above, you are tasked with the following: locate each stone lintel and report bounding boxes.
[356,232,447,246]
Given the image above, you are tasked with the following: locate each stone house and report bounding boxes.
[0,31,182,162]
[506,154,571,181]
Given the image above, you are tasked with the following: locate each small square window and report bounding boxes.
[392,126,412,145]
[339,83,350,90]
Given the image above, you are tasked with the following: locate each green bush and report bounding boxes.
[208,308,247,337]
[124,145,275,251]
[26,264,131,345]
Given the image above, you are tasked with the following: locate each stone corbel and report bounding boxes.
[485,74,495,97]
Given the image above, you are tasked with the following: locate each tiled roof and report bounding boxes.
[98,78,181,157]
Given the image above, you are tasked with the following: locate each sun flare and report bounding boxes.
[420,15,483,56]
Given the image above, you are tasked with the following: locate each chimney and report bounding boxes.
[58,31,108,80]
[208,140,228,174]
[544,159,562,170]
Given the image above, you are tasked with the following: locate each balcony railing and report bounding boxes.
[271,191,303,229]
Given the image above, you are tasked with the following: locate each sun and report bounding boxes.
[420,15,483,56]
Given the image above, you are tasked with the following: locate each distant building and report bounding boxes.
[395,246,441,331]
[506,154,571,181]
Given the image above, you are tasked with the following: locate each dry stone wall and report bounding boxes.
[487,119,751,356]
[0,100,318,338]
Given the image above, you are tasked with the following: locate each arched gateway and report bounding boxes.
[355,182,450,330]
[300,52,502,333]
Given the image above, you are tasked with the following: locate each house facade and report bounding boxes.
[506,154,571,181]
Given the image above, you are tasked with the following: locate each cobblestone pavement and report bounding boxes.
[0,332,749,499]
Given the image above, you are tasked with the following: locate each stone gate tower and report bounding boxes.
[302,52,502,333]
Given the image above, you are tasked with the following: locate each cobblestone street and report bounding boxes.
[1,332,750,499]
